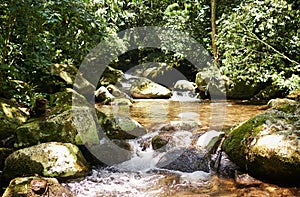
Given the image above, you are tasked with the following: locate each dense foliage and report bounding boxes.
[217,0,300,95]
[0,0,299,105]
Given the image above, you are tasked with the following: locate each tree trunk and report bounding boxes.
[211,0,218,65]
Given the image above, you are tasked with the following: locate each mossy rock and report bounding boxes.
[223,103,300,183]
[98,66,124,87]
[151,134,170,151]
[0,98,28,145]
[50,64,78,85]
[287,89,300,101]
[3,176,73,197]
[267,98,296,109]
[3,142,89,182]
[97,108,147,140]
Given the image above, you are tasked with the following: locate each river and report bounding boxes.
[63,100,300,196]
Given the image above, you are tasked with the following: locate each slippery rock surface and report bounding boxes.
[3,176,73,197]
[3,142,89,181]
[223,103,300,183]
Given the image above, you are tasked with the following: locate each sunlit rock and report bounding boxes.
[287,89,300,101]
[50,64,78,85]
[196,130,224,154]
[223,103,300,183]
[174,80,196,92]
[267,98,295,108]
[97,108,147,140]
[15,106,99,148]
[3,176,73,197]
[130,77,172,99]
[0,98,28,147]
[3,142,89,181]
[95,86,114,103]
[98,66,124,87]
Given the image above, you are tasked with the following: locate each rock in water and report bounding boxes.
[3,142,89,181]
[130,77,172,99]
[156,148,210,173]
[223,103,300,183]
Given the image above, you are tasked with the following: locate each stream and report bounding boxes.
[63,99,300,196]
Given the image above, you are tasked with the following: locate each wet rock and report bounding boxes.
[3,142,89,181]
[196,130,224,154]
[0,98,28,147]
[151,134,171,151]
[15,106,99,148]
[212,152,240,178]
[99,66,124,87]
[223,103,300,183]
[156,148,210,173]
[267,98,295,108]
[97,109,147,140]
[235,172,262,188]
[3,176,73,197]
[95,86,114,103]
[130,77,172,99]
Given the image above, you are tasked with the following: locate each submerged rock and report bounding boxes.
[223,103,300,183]
[3,142,89,181]
[3,176,73,197]
[156,148,210,173]
[130,77,172,99]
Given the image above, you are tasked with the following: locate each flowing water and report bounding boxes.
[64,99,300,197]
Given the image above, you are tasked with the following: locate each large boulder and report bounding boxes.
[98,66,124,87]
[223,103,300,183]
[267,98,296,108]
[174,80,196,92]
[0,98,28,147]
[97,108,147,140]
[15,106,99,148]
[3,142,89,181]
[287,89,300,101]
[3,176,73,197]
[130,77,172,99]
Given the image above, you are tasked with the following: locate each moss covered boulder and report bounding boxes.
[99,66,124,87]
[223,103,300,183]
[130,77,172,99]
[97,108,147,139]
[3,176,73,197]
[0,98,28,147]
[3,142,89,182]
[15,106,99,148]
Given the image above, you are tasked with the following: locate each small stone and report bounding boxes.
[235,172,262,187]
[30,179,48,194]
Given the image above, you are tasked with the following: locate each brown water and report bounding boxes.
[65,100,300,197]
